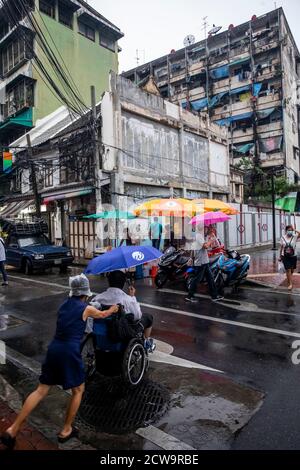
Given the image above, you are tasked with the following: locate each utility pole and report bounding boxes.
[91,85,103,245]
[26,134,41,219]
[91,85,102,211]
[271,171,277,250]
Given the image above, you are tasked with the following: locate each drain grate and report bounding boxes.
[77,375,170,435]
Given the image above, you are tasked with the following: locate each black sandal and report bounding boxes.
[1,432,16,450]
[57,427,79,444]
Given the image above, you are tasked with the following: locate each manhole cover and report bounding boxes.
[77,376,170,434]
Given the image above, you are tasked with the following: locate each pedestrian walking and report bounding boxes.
[185,227,224,303]
[0,274,118,449]
[0,233,8,286]
[279,225,300,291]
[149,217,163,250]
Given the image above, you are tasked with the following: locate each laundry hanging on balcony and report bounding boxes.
[259,135,283,153]
[253,83,263,97]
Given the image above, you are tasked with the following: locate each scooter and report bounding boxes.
[214,250,251,294]
[155,246,192,288]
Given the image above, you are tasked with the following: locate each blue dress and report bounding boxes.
[40,297,87,390]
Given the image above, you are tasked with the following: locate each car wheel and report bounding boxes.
[24,259,33,275]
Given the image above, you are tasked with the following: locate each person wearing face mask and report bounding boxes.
[279,225,300,291]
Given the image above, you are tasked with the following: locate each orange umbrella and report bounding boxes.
[194,199,239,215]
[134,198,203,217]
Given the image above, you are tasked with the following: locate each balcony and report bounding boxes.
[232,127,254,140]
[257,121,282,135]
[0,107,33,138]
[256,93,281,109]
[260,152,284,168]
[189,61,206,76]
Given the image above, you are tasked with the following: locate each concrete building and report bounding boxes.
[123,8,300,186]
[4,73,230,261]
[0,0,123,148]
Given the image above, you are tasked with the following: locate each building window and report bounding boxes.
[100,34,116,52]
[1,38,26,76]
[58,1,73,29]
[60,156,80,184]
[78,21,95,41]
[4,79,34,119]
[44,162,53,187]
[39,0,55,18]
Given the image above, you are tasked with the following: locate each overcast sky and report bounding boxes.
[88,0,300,72]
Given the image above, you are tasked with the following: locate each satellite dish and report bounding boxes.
[208,25,222,35]
[183,35,196,47]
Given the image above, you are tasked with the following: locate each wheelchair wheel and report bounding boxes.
[81,334,96,381]
[122,340,146,386]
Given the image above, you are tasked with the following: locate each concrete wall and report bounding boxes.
[102,74,230,201]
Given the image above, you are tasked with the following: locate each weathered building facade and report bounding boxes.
[123,8,300,185]
[0,0,123,149]
[4,73,230,260]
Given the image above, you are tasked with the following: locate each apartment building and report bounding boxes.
[123,8,300,187]
[0,0,123,147]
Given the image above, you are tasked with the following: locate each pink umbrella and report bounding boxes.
[190,211,231,226]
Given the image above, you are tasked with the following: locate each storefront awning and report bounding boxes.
[0,199,35,219]
[43,188,93,204]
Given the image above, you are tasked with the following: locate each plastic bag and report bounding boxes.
[278,261,286,274]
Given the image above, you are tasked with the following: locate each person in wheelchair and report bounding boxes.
[92,270,155,352]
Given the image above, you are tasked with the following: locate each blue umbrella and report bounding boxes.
[84,245,163,275]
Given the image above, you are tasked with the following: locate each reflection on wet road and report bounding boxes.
[1,271,300,449]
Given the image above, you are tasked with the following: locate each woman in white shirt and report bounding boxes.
[279,225,300,291]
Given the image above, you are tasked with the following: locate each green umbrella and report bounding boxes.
[84,210,137,220]
[276,192,298,213]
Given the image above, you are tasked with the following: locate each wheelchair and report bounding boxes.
[80,306,149,387]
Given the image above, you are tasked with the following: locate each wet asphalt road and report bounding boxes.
[1,268,300,450]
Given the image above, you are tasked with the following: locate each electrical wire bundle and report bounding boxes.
[0,0,91,117]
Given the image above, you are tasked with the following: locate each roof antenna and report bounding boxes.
[202,16,209,40]
[135,49,140,66]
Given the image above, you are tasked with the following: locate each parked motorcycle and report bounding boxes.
[155,246,192,288]
[214,250,251,294]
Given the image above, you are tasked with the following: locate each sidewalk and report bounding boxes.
[0,399,58,451]
[248,247,300,290]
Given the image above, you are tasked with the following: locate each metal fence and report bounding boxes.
[217,204,296,250]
